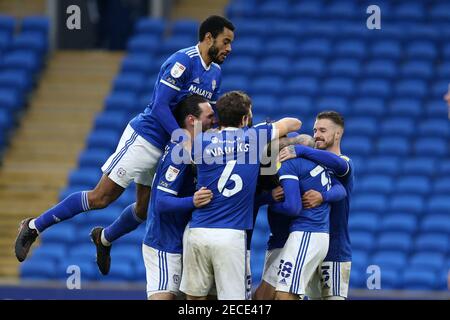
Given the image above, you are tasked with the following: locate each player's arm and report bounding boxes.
[281,145,349,177]
[152,53,192,136]
[271,118,302,139]
[302,176,347,209]
[270,161,302,217]
[254,186,284,208]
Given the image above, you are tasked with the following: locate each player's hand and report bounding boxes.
[271,186,284,202]
[302,190,323,209]
[193,187,213,208]
[444,84,450,106]
[278,146,296,163]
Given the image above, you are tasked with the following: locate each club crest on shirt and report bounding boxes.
[170,62,186,78]
[165,165,180,182]
[212,79,217,91]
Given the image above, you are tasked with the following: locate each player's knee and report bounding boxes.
[87,190,114,209]
[134,203,148,220]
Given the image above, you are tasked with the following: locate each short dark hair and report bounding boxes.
[198,15,235,42]
[173,95,208,128]
[316,111,345,128]
[216,91,251,127]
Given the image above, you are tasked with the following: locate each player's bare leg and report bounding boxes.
[149,292,177,300]
[135,183,151,220]
[274,291,304,300]
[186,295,208,300]
[254,280,276,300]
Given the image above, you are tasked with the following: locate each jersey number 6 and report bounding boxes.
[218,160,243,197]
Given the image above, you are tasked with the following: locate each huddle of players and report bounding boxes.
[142,92,354,301]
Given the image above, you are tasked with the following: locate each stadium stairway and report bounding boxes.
[0,0,46,18]
[171,0,229,21]
[0,50,123,278]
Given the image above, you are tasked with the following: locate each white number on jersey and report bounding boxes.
[218,160,243,197]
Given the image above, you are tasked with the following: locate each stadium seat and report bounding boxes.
[351,98,385,117]
[349,231,375,252]
[112,73,146,94]
[231,38,262,58]
[251,95,278,118]
[40,224,77,245]
[291,58,325,76]
[370,40,402,59]
[286,77,319,96]
[105,261,135,281]
[389,195,424,215]
[348,213,379,233]
[433,177,450,195]
[428,196,450,213]
[220,75,249,94]
[401,61,433,79]
[358,79,391,98]
[0,88,23,112]
[258,2,289,19]
[395,80,427,98]
[380,214,417,233]
[430,3,450,21]
[30,243,67,262]
[364,60,397,79]
[388,99,422,117]
[420,213,450,234]
[120,54,155,74]
[171,19,198,36]
[425,100,447,118]
[335,40,366,58]
[359,175,393,194]
[402,158,436,176]
[437,62,450,78]
[380,118,415,137]
[345,117,377,137]
[328,59,361,78]
[291,2,323,19]
[104,92,137,113]
[298,39,331,58]
[86,129,121,152]
[322,78,354,97]
[0,70,32,93]
[266,38,297,58]
[378,267,401,290]
[20,258,58,280]
[406,41,437,59]
[21,16,49,36]
[251,76,283,96]
[341,136,372,156]
[93,111,128,132]
[402,268,438,290]
[11,32,47,55]
[352,194,387,213]
[394,3,424,21]
[134,18,165,37]
[111,244,143,265]
[415,234,449,254]
[376,232,413,252]
[414,138,447,156]
[279,96,313,115]
[419,119,450,138]
[377,137,410,156]
[372,250,407,270]
[222,56,255,76]
[159,35,197,56]
[1,50,40,73]
[395,176,430,195]
[0,15,15,35]
[68,168,102,188]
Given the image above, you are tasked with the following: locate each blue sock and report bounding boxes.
[103,203,143,243]
[34,191,90,232]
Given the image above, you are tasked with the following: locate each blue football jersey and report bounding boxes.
[324,155,354,262]
[130,45,222,150]
[277,158,332,233]
[190,123,275,230]
[143,142,196,254]
[266,206,291,250]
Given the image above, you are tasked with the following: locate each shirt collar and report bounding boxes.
[196,44,211,71]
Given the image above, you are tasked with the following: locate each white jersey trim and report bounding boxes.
[279,175,299,181]
[160,79,181,91]
[157,186,178,195]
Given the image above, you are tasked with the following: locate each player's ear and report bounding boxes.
[205,32,213,45]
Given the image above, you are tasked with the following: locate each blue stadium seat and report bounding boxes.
[171,19,198,37]
[415,234,449,255]
[0,70,32,93]
[266,21,302,38]
[358,79,391,98]
[401,61,433,79]
[251,95,278,118]
[279,96,313,115]
[78,148,111,169]
[40,224,77,245]
[372,250,407,270]
[104,92,137,112]
[120,54,155,74]
[402,158,436,176]
[30,244,66,262]
[370,41,402,59]
[226,2,255,20]
[388,99,422,117]
[0,30,12,51]
[68,168,102,188]
[395,176,430,195]
[316,97,348,114]
[389,195,424,215]
[69,244,96,261]
[351,97,385,117]
[105,260,135,281]
[341,136,372,156]
[365,156,399,175]
[380,118,414,137]
[395,80,427,98]
[82,207,122,226]
[359,175,393,194]
[86,129,120,152]
[21,16,49,36]
[351,250,368,270]
[1,50,40,73]
[364,60,397,79]
[418,119,450,139]
[376,232,412,252]
[349,268,366,289]
[159,35,196,56]
[113,73,146,94]
[345,117,377,137]
[433,177,450,195]
[425,100,447,118]
[251,77,283,96]
[377,137,410,156]
[348,213,379,233]
[258,57,290,77]
[230,20,265,37]
[421,213,450,234]
[220,75,249,93]
[286,77,319,96]
[349,231,375,251]
[231,38,262,58]
[222,56,254,76]
[291,2,322,19]
[352,194,387,213]
[430,80,449,99]
[11,32,47,55]
[134,18,165,37]
[20,258,58,280]
[414,138,447,156]
[304,23,337,39]
[93,111,127,132]
[258,1,289,19]
[335,40,366,58]
[407,24,439,41]
[0,15,15,35]
[111,244,143,265]
[322,78,354,97]
[127,35,159,55]
[0,88,23,112]
[298,39,331,58]
[328,59,361,77]
[394,3,424,21]
[116,226,145,245]
[427,197,450,213]
[378,267,401,290]
[324,1,357,19]
[380,214,417,233]
[402,268,439,290]
[291,58,325,76]
[437,62,450,78]
[430,4,450,21]
[266,38,297,58]
[406,41,437,59]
